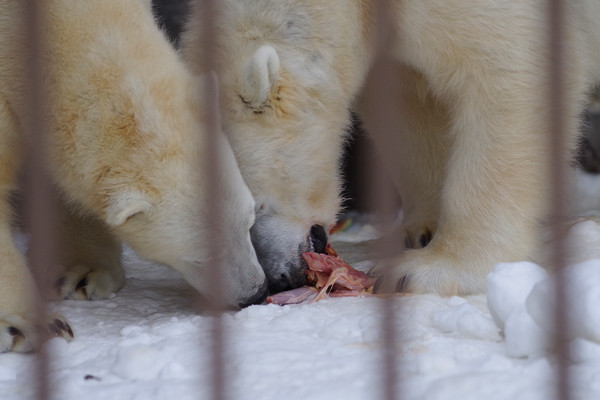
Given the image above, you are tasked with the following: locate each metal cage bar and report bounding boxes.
[365,1,402,399]
[363,62,403,398]
[23,1,54,400]
[197,1,228,400]
[547,1,571,399]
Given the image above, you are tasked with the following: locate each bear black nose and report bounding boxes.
[310,225,328,254]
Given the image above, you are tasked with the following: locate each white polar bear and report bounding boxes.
[181,1,600,294]
[0,0,267,353]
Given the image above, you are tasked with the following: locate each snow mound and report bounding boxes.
[430,296,499,340]
[486,262,549,331]
[487,259,600,359]
[526,260,600,344]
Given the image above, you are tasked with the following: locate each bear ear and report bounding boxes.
[105,191,152,226]
[240,45,280,111]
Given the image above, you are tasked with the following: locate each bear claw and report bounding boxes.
[8,326,25,339]
[396,275,410,292]
[419,231,432,248]
[47,318,74,339]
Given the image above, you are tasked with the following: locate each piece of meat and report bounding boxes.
[305,269,330,289]
[266,286,318,305]
[303,252,376,292]
[305,252,376,302]
[267,245,376,305]
[325,242,339,257]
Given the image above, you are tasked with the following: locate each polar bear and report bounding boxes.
[181,1,600,294]
[0,0,267,353]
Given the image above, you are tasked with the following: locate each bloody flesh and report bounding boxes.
[266,245,375,305]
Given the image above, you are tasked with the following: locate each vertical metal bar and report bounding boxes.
[361,1,401,399]
[197,1,227,400]
[23,1,55,400]
[547,1,571,400]
[373,4,400,399]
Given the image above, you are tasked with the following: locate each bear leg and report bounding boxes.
[53,204,125,300]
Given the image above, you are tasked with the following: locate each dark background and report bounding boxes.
[152,0,600,214]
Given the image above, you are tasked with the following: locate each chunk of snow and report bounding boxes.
[486,262,548,331]
[526,260,600,344]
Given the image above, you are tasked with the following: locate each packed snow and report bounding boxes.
[2,170,600,400]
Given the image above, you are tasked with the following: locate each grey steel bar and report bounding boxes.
[197,1,227,400]
[361,1,401,399]
[23,1,55,400]
[547,1,571,400]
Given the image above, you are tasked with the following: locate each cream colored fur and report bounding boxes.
[0,0,267,353]
[181,0,368,292]
[181,1,600,295]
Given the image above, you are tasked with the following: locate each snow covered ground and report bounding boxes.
[2,170,600,400]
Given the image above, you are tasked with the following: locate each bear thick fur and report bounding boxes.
[181,1,600,294]
[0,0,267,353]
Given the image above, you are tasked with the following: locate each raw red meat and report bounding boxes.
[266,245,376,305]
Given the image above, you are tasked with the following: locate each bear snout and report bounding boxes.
[238,279,269,308]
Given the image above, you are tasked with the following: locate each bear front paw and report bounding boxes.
[370,248,489,296]
[0,313,74,353]
[55,264,125,300]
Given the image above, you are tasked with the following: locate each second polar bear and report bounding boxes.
[181,1,600,294]
[0,0,267,353]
